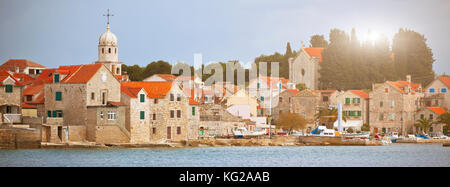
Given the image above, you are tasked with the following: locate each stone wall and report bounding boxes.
[0,127,41,149]
[45,83,87,126]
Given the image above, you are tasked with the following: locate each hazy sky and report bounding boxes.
[1,0,449,74]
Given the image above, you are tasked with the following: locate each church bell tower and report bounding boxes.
[95,9,122,76]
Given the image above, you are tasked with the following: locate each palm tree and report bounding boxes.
[414,118,433,134]
[314,107,347,129]
[437,112,450,135]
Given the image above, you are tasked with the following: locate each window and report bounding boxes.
[379,113,384,121]
[140,94,145,103]
[345,98,350,104]
[380,101,383,107]
[108,111,118,120]
[56,110,63,118]
[389,113,395,121]
[91,92,95,100]
[154,99,158,104]
[152,128,156,134]
[170,110,174,118]
[54,74,60,83]
[192,107,196,116]
[115,48,117,54]
[429,114,433,120]
[279,97,283,103]
[353,98,360,104]
[323,96,329,102]
[390,101,395,107]
[108,48,111,53]
[47,111,51,117]
[26,95,33,102]
[170,94,174,101]
[55,92,62,101]
[260,96,264,101]
[102,92,106,105]
[429,88,435,93]
[5,84,13,93]
[257,83,260,89]
[100,111,104,119]
[177,94,181,101]
[140,111,145,120]
[441,88,447,93]
[177,127,181,135]
[152,113,156,120]
[420,114,424,119]
[177,110,181,118]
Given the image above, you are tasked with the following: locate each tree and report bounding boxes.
[414,118,433,134]
[122,64,144,81]
[285,42,293,57]
[142,60,172,79]
[392,28,435,86]
[310,35,328,48]
[277,112,307,134]
[437,112,450,135]
[296,83,307,91]
[361,123,370,132]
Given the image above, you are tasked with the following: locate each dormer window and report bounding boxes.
[54,74,60,83]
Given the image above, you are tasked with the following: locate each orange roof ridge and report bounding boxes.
[438,76,450,88]
[427,107,447,115]
[349,90,369,99]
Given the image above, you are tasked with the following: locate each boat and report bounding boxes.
[311,126,336,137]
[232,127,266,138]
[342,132,370,140]
[416,134,431,139]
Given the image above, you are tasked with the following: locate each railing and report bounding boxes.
[3,114,21,124]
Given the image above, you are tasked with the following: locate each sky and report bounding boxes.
[0,0,449,74]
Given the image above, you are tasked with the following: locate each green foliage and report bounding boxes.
[361,123,370,132]
[415,118,433,134]
[310,35,329,48]
[346,127,354,133]
[296,83,307,91]
[437,112,450,134]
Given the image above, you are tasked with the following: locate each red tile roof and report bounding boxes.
[438,76,450,88]
[0,70,18,85]
[121,81,174,99]
[13,73,35,82]
[120,85,142,98]
[0,59,46,72]
[61,64,102,83]
[387,81,421,94]
[22,103,37,109]
[36,68,57,83]
[427,107,447,115]
[349,90,369,99]
[155,74,177,81]
[303,48,324,62]
[23,82,44,95]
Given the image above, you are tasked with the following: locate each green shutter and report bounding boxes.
[345,98,350,104]
[52,110,57,118]
[54,74,60,83]
[47,111,52,117]
[192,107,195,116]
[358,111,362,116]
[56,92,62,101]
[5,85,13,93]
[140,111,145,120]
[140,94,145,103]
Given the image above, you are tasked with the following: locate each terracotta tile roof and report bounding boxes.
[438,76,450,88]
[303,48,324,62]
[349,90,369,99]
[121,81,174,99]
[155,74,177,81]
[0,70,18,85]
[36,68,57,83]
[13,73,35,82]
[387,81,421,94]
[61,64,102,83]
[23,82,44,95]
[0,59,46,72]
[427,107,447,115]
[22,103,37,109]
[189,98,201,105]
[120,84,142,98]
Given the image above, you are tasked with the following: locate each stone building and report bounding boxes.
[331,90,370,131]
[291,89,320,131]
[0,59,46,78]
[422,76,450,109]
[121,81,200,143]
[369,75,423,135]
[199,104,246,138]
[415,106,448,136]
[0,70,23,124]
[94,22,122,77]
[288,47,324,90]
[272,89,299,124]
[43,63,126,143]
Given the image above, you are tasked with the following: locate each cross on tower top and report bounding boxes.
[103,9,114,26]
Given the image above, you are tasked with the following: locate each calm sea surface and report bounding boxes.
[1,143,449,167]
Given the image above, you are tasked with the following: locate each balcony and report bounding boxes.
[2,113,21,124]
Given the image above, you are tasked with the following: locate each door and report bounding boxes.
[167,127,171,139]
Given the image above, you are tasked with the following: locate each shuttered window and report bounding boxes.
[192,107,196,116]
[55,92,62,101]
[5,85,13,93]
[54,74,60,83]
[140,94,145,103]
[345,98,350,104]
[140,111,145,120]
